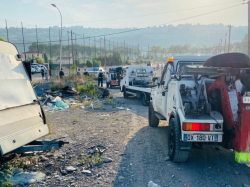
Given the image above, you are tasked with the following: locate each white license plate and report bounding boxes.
[184,134,218,142]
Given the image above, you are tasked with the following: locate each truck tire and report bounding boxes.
[168,118,189,163]
[110,84,113,89]
[142,93,149,106]
[107,82,109,88]
[204,53,250,68]
[148,102,159,127]
[123,88,128,98]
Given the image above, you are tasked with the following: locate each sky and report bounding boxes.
[0,0,247,29]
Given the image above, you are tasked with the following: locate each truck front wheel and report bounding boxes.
[142,93,149,106]
[148,102,159,127]
[168,118,189,163]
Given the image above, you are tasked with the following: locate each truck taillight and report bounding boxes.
[182,123,211,131]
[111,81,116,83]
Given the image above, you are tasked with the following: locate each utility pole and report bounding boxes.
[89,36,91,60]
[71,31,75,66]
[138,43,139,59]
[83,34,86,64]
[21,22,26,61]
[5,20,9,42]
[224,33,227,53]
[248,1,250,56]
[67,31,70,75]
[36,25,39,56]
[228,25,232,53]
[104,36,106,70]
[124,40,125,64]
[148,45,150,61]
[49,27,52,76]
[100,38,102,56]
[94,37,96,58]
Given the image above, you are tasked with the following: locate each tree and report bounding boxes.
[0,37,6,41]
[93,60,101,66]
[36,56,43,64]
[86,60,93,67]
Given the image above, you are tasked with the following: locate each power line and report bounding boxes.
[12,4,244,45]
[1,0,242,26]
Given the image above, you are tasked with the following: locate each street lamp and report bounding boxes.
[51,4,62,71]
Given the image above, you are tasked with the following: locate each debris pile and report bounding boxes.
[34,83,112,112]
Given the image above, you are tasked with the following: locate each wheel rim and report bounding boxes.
[169,126,174,155]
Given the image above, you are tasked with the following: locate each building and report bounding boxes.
[22,50,45,62]
[54,57,73,64]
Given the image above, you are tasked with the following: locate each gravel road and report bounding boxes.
[1,87,250,187]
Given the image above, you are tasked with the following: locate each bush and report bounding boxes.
[86,60,93,67]
[70,64,77,70]
[77,82,98,96]
[93,60,101,67]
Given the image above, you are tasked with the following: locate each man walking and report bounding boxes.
[44,67,48,80]
[41,67,45,80]
[59,68,64,79]
[98,69,104,87]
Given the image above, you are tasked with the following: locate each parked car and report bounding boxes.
[31,65,41,73]
[31,67,36,74]
[88,66,106,79]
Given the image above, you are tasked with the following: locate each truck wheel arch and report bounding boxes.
[169,111,192,151]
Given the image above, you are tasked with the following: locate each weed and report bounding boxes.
[0,164,14,186]
[73,118,80,122]
[45,113,52,134]
[94,101,102,110]
[84,100,93,107]
[71,104,80,109]
[49,84,57,92]
[77,82,99,97]
[79,152,104,167]
[108,93,114,99]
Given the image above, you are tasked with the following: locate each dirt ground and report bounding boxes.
[2,87,250,187]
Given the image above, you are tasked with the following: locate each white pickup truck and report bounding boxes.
[120,65,158,106]
[149,55,226,162]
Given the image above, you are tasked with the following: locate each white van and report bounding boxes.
[0,41,49,155]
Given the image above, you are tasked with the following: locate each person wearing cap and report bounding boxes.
[98,69,104,87]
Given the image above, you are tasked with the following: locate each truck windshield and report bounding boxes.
[176,61,204,72]
[90,67,99,71]
[136,69,146,74]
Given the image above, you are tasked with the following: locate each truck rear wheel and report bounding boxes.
[123,88,128,98]
[168,118,189,163]
[148,102,159,127]
[142,93,149,106]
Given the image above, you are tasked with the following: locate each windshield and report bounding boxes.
[90,67,99,71]
[176,61,204,72]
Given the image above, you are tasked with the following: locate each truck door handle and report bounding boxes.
[162,92,165,96]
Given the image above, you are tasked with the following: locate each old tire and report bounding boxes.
[142,93,149,106]
[123,88,128,98]
[148,102,159,127]
[168,118,189,163]
[204,53,250,68]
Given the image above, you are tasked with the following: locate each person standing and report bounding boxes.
[98,69,104,87]
[41,67,44,80]
[75,68,81,76]
[59,68,64,79]
[44,67,48,80]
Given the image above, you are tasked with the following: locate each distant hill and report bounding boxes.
[0,24,247,53]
